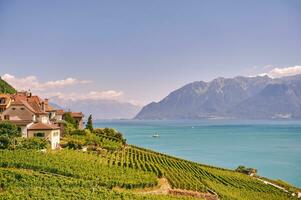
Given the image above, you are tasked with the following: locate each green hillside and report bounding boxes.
[0,77,16,94]
[0,129,299,200]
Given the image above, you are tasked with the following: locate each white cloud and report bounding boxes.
[256,65,301,78]
[1,73,142,106]
[52,90,124,101]
[2,74,91,91]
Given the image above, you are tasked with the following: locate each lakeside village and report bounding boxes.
[0,90,126,152]
[0,91,84,149]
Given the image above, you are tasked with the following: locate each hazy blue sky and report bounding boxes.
[0,0,300,105]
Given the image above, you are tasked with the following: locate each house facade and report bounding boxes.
[27,123,60,149]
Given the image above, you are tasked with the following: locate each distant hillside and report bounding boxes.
[0,77,17,94]
[135,75,301,120]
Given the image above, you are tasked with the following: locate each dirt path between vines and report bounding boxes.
[138,178,219,200]
[256,177,289,192]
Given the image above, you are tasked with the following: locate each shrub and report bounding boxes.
[235,165,257,175]
[93,128,125,142]
[64,122,76,136]
[71,129,87,136]
[15,138,49,150]
[0,121,21,137]
[0,136,12,149]
[63,138,85,150]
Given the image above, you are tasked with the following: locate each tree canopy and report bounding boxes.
[86,114,93,131]
[64,112,77,128]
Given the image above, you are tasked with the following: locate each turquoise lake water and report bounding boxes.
[94,120,301,187]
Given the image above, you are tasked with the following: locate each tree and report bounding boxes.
[64,112,77,128]
[0,121,21,149]
[86,114,93,131]
[0,121,20,137]
[64,122,76,136]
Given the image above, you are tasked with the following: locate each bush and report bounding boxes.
[71,129,87,136]
[85,134,102,146]
[103,128,117,137]
[62,138,85,150]
[93,128,125,142]
[235,165,257,175]
[15,138,49,150]
[0,121,21,137]
[64,122,76,136]
[0,136,12,149]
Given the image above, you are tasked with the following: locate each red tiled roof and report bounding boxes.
[0,94,11,99]
[70,112,84,118]
[9,120,33,126]
[28,122,60,130]
[56,109,64,115]
[46,105,55,112]
[29,96,43,104]
[11,100,37,113]
[11,99,47,115]
[28,101,46,114]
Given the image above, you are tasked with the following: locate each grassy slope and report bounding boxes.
[0,78,16,94]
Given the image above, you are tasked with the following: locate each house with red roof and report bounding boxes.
[0,92,60,149]
[0,91,86,149]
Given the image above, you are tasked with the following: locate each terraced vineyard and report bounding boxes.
[0,167,196,200]
[0,136,298,200]
[102,145,297,200]
[0,150,197,200]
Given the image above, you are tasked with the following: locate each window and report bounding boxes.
[21,108,25,110]
[34,132,45,137]
[12,108,16,110]
[4,115,9,120]
[0,98,5,104]
[53,132,59,137]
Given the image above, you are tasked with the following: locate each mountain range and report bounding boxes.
[135,74,301,120]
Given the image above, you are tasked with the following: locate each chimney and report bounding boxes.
[44,99,49,112]
[41,102,45,112]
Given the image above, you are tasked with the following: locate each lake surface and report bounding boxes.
[94,120,301,187]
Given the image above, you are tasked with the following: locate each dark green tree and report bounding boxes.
[0,121,21,149]
[64,112,77,128]
[86,114,93,131]
[0,121,20,137]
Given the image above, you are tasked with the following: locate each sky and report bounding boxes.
[0,0,301,106]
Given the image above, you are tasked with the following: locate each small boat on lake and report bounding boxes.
[152,133,160,138]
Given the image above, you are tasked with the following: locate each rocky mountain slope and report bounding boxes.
[135,75,301,119]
